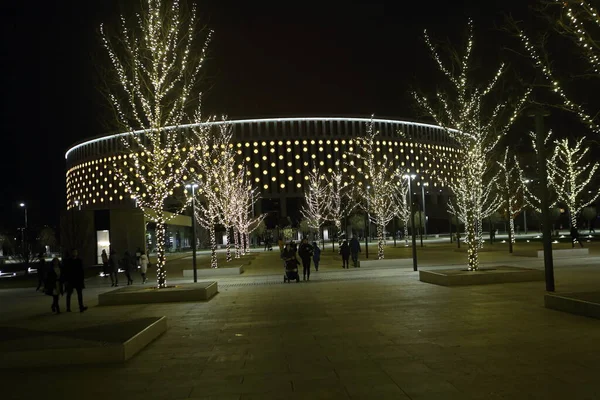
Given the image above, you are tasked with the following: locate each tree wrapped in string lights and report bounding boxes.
[323,169,357,244]
[233,176,264,256]
[101,0,212,287]
[516,1,600,133]
[395,177,411,246]
[348,120,406,260]
[548,137,599,230]
[300,168,329,243]
[413,20,530,270]
[496,147,525,248]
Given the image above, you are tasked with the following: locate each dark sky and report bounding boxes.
[0,0,536,230]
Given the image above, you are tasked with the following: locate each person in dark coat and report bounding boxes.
[35,253,47,292]
[44,257,63,314]
[62,249,88,313]
[571,226,584,248]
[101,249,109,276]
[339,240,351,269]
[312,242,321,271]
[298,238,314,281]
[349,236,361,268]
[108,249,119,287]
[123,250,136,285]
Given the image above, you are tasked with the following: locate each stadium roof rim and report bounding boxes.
[65,116,456,160]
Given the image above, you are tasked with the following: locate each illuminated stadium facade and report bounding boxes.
[65,117,458,264]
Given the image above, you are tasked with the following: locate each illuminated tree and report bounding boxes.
[300,168,329,243]
[234,181,264,256]
[413,20,530,270]
[395,177,411,246]
[496,147,525,246]
[348,120,406,259]
[548,137,599,229]
[323,169,357,244]
[516,1,600,133]
[101,0,212,287]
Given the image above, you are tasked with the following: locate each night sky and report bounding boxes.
[0,0,539,230]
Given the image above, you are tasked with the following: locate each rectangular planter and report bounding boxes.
[419,266,544,286]
[183,266,244,277]
[98,282,218,306]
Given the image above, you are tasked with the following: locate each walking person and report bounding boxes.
[109,249,119,287]
[35,253,47,292]
[312,242,321,272]
[298,238,313,281]
[571,226,584,248]
[62,249,88,313]
[139,250,149,284]
[44,257,63,314]
[101,249,109,277]
[339,240,351,269]
[123,250,135,285]
[349,236,361,268]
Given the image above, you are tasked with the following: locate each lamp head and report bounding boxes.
[19,203,25,208]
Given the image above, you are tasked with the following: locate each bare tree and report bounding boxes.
[348,119,406,260]
[413,19,530,270]
[323,168,357,244]
[101,0,212,287]
[549,137,599,229]
[300,168,329,243]
[496,147,525,248]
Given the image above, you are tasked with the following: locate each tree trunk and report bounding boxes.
[466,210,478,271]
[234,228,241,259]
[404,220,409,246]
[210,223,218,268]
[226,226,232,262]
[244,230,250,255]
[377,220,384,260]
[155,221,167,287]
[336,219,343,245]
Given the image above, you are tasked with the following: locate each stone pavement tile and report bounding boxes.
[185,396,241,400]
[380,360,434,374]
[240,387,350,400]
[344,383,410,400]
[242,358,290,373]
[385,370,461,397]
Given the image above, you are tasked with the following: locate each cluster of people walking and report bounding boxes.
[101,248,149,287]
[36,249,88,314]
[279,235,362,280]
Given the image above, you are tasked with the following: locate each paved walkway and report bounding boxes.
[1,255,600,399]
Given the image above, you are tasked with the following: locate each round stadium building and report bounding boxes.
[64,117,458,266]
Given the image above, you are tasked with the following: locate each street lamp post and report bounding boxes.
[523,179,532,235]
[19,203,27,251]
[365,186,370,259]
[185,184,199,283]
[529,107,554,292]
[405,175,418,271]
[420,182,428,238]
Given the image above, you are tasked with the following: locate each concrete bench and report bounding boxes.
[537,248,589,258]
[183,266,244,277]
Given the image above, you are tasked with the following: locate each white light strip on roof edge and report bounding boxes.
[65,117,456,160]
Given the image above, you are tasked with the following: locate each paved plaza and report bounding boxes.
[1,248,600,399]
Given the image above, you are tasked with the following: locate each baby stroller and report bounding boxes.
[283,258,300,283]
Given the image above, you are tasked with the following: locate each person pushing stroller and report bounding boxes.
[281,242,300,283]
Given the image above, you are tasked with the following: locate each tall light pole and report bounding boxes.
[420,182,428,238]
[365,185,370,259]
[404,175,418,271]
[523,179,532,235]
[19,203,27,251]
[185,184,199,283]
[529,107,554,292]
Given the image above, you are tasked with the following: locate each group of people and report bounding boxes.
[36,249,88,314]
[101,248,149,287]
[280,238,321,281]
[339,237,362,269]
[279,235,363,279]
